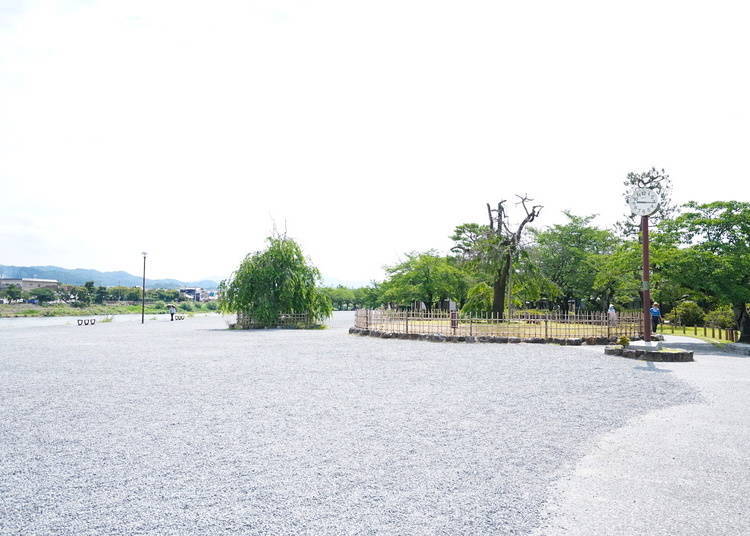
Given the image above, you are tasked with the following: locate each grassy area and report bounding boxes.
[657,324,739,344]
[0,302,218,318]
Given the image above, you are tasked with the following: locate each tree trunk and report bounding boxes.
[733,302,750,343]
[492,254,511,318]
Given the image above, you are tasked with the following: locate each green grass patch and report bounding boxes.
[0,302,219,318]
[657,324,738,344]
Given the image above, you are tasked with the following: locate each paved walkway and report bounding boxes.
[537,335,750,536]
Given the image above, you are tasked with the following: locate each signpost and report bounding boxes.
[628,188,660,341]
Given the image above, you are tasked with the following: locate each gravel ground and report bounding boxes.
[0,312,699,535]
[537,336,750,536]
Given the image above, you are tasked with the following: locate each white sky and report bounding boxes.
[2,0,749,284]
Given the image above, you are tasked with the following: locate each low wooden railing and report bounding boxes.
[235,312,317,329]
[354,309,642,340]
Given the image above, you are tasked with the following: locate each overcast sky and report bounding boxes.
[2,0,749,284]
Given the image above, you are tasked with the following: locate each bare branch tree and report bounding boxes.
[454,196,543,317]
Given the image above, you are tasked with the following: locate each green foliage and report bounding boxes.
[663,201,750,304]
[178,302,194,312]
[148,288,180,302]
[616,335,630,346]
[451,198,542,316]
[703,306,735,329]
[205,301,218,311]
[380,251,470,309]
[532,212,618,311]
[94,286,107,304]
[219,234,333,326]
[29,287,56,304]
[666,301,705,326]
[461,282,493,315]
[4,284,22,302]
[70,285,92,306]
[662,201,750,340]
[319,286,359,310]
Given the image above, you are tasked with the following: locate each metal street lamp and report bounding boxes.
[141,252,147,324]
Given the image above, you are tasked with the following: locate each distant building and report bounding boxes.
[179,287,210,302]
[0,278,59,291]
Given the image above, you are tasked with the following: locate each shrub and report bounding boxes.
[666,301,704,326]
[205,301,218,311]
[704,306,734,329]
[616,335,630,346]
[220,234,333,326]
[178,302,194,312]
[461,283,493,315]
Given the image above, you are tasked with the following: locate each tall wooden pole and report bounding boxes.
[141,254,146,325]
[641,216,651,342]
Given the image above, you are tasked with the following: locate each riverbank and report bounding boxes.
[0,302,218,318]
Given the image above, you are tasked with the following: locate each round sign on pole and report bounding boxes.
[628,188,660,216]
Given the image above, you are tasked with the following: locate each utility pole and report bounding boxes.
[141,252,147,324]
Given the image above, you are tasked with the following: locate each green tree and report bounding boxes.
[380,251,470,309]
[94,286,108,304]
[704,306,735,329]
[30,287,56,304]
[451,196,542,317]
[532,212,618,312]
[70,286,92,306]
[666,301,705,327]
[320,286,356,310]
[126,287,142,301]
[662,201,750,342]
[219,234,333,326]
[4,284,22,302]
[148,288,180,302]
[461,282,493,315]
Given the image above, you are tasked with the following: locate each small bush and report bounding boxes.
[616,335,630,346]
[461,283,493,315]
[205,301,218,311]
[704,306,734,329]
[178,302,194,312]
[666,301,704,326]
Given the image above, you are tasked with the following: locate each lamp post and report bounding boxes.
[141,252,147,324]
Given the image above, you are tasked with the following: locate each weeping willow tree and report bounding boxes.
[219,234,333,328]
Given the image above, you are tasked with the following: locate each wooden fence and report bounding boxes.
[658,322,740,342]
[235,312,316,329]
[354,309,642,340]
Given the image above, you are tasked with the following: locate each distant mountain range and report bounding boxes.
[0,265,218,290]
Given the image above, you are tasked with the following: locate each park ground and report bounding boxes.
[1,312,748,535]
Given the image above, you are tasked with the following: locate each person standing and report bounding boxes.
[168,303,177,321]
[649,302,661,333]
[608,304,618,325]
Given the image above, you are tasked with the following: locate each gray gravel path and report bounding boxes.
[1,313,698,535]
[536,336,750,536]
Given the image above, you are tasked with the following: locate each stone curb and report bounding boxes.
[348,327,623,346]
[604,345,694,362]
